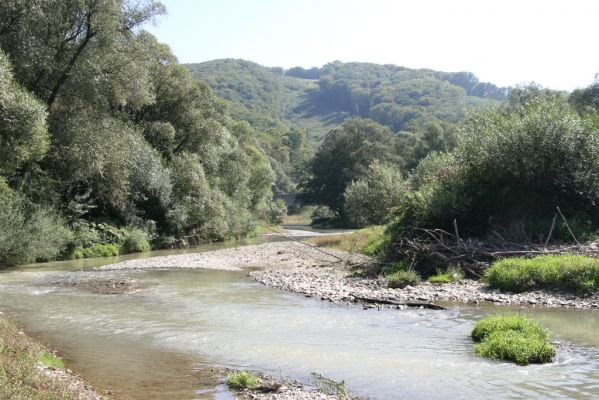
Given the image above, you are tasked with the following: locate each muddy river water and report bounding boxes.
[1,232,598,399]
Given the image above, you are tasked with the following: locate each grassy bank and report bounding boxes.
[307,226,384,255]
[0,315,103,399]
[484,255,599,294]
[471,315,555,365]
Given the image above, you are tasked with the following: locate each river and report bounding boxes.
[0,229,598,399]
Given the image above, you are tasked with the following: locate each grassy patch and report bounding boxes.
[387,269,421,288]
[0,316,88,398]
[484,254,599,294]
[427,266,464,284]
[227,371,261,390]
[472,315,555,365]
[80,243,120,258]
[39,352,64,370]
[120,228,151,253]
[308,226,384,255]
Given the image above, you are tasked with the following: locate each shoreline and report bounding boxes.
[98,241,599,309]
[0,314,106,400]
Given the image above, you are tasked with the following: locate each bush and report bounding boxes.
[80,244,119,258]
[120,228,151,253]
[0,189,72,266]
[484,255,599,294]
[344,161,408,227]
[427,266,464,284]
[227,372,261,390]
[472,315,555,366]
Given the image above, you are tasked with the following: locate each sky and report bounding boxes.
[146,0,599,91]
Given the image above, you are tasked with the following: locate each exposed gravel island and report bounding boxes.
[97,241,599,309]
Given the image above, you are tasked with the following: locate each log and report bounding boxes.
[352,295,446,310]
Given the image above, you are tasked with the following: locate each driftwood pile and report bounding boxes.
[391,227,599,277]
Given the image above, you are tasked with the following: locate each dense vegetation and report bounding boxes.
[485,255,599,294]
[187,59,506,192]
[0,1,285,267]
[472,315,555,365]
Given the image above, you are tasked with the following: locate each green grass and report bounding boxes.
[227,371,261,390]
[471,315,555,365]
[484,254,599,294]
[80,243,120,258]
[386,269,421,288]
[383,261,421,288]
[427,266,464,284]
[39,353,65,370]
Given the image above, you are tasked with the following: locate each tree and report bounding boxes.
[344,161,407,227]
[300,118,399,217]
[0,50,48,178]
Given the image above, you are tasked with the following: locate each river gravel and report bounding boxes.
[98,241,599,309]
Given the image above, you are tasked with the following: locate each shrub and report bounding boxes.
[472,315,554,366]
[120,228,151,254]
[81,244,119,258]
[344,161,408,227]
[387,269,421,288]
[227,372,261,390]
[0,189,72,266]
[484,255,599,294]
[427,266,464,284]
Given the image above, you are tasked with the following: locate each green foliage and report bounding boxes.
[386,96,599,243]
[386,267,421,289]
[0,50,48,178]
[427,266,464,284]
[120,229,151,254]
[0,3,285,266]
[39,353,64,370]
[80,244,120,259]
[344,161,408,227]
[484,255,599,294]
[226,372,261,390]
[472,315,555,366]
[475,331,555,366]
[300,118,400,217]
[471,315,548,342]
[0,189,71,266]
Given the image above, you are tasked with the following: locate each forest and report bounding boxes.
[2,0,599,270]
[0,0,285,266]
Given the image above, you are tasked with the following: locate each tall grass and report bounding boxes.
[308,226,384,255]
[484,254,599,294]
[472,315,555,365]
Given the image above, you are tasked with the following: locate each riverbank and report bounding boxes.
[0,315,105,400]
[97,241,599,309]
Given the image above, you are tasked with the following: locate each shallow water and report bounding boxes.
[1,236,599,399]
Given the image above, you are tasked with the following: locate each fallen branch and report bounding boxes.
[351,295,446,310]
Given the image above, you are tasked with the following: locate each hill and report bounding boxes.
[186,59,507,140]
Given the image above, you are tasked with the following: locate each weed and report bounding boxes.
[39,353,64,370]
[227,371,261,390]
[428,266,464,284]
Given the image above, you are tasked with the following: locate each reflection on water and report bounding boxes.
[0,246,598,399]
